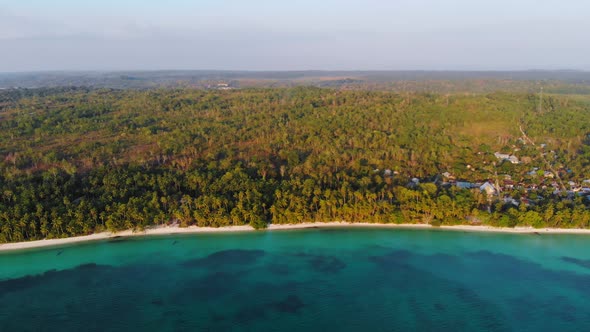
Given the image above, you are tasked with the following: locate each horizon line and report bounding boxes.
[1,68,589,75]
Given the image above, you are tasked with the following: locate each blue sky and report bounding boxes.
[1,0,588,71]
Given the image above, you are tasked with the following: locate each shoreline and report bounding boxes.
[1,222,590,252]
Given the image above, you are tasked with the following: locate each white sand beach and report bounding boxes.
[1,222,590,252]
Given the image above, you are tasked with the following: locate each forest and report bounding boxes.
[1,86,590,243]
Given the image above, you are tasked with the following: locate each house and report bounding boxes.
[442,172,455,180]
[503,180,515,190]
[494,152,511,160]
[480,181,497,196]
[466,216,483,224]
[407,178,420,189]
[504,196,519,206]
[494,152,520,164]
[216,83,233,90]
[456,182,474,189]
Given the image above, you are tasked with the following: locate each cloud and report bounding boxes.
[0,9,63,40]
[0,1,589,71]
[0,6,167,41]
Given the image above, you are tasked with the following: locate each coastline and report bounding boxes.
[1,222,590,252]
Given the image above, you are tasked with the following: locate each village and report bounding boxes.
[394,149,590,208]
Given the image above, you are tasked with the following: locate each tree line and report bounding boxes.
[1,87,590,242]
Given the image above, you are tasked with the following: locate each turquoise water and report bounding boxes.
[1,227,590,331]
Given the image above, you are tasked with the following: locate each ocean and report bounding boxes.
[1,227,590,331]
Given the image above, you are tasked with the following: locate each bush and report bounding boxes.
[251,219,269,230]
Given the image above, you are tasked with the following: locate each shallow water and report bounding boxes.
[1,227,590,331]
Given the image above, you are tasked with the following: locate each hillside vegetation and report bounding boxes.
[1,87,590,242]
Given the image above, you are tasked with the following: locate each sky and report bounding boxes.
[0,0,589,72]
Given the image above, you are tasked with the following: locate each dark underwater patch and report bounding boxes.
[233,303,268,324]
[369,249,413,269]
[550,299,578,323]
[107,236,128,243]
[309,256,346,273]
[0,262,173,332]
[316,228,356,234]
[561,256,590,269]
[151,298,164,306]
[0,263,110,298]
[76,262,100,270]
[506,294,537,321]
[267,263,290,275]
[271,295,305,313]
[230,292,305,325]
[0,273,51,296]
[464,251,590,295]
[464,250,543,279]
[180,249,266,268]
[368,249,519,331]
[373,248,590,330]
[454,286,482,306]
[293,252,346,273]
[434,303,446,312]
[508,293,582,324]
[173,271,244,302]
[249,280,300,297]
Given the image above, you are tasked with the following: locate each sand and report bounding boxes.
[1,222,590,252]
